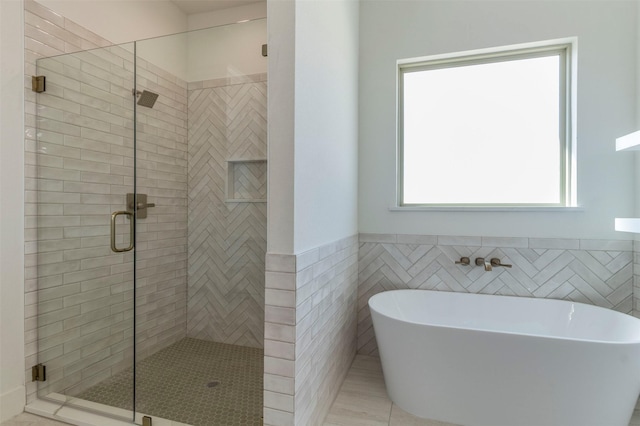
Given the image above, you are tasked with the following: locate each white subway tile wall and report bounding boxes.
[264,253,297,426]
[186,75,267,347]
[358,234,634,355]
[25,0,118,403]
[24,0,189,402]
[263,235,359,426]
[132,56,189,366]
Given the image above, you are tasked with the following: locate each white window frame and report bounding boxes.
[397,39,577,209]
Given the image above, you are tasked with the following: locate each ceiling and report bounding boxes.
[170,0,264,15]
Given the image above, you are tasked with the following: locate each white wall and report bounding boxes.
[187,18,267,81]
[188,1,266,31]
[293,0,359,252]
[39,0,267,84]
[0,0,25,421]
[267,0,295,253]
[137,32,188,82]
[35,0,187,44]
[359,0,637,239]
[136,3,268,83]
[34,0,189,82]
[636,1,640,220]
[267,0,359,255]
[187,2,267,82]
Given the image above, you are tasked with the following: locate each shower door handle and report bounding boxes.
[111,210,134,252]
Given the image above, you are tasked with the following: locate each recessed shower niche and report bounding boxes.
[226,158,267,203]
[30,18,267,426]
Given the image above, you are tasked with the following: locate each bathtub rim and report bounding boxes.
[368,289,640,345]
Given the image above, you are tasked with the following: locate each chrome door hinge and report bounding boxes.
[32,363,46,382]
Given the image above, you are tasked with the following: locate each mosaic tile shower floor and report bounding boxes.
[76,338,263,426]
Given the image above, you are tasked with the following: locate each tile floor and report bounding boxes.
[6,353,640,426]
[324,355,452,426]
[324,354,640,426]
[1,413,70,425]
[76,338,263,426]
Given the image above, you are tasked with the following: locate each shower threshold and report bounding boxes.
[25,394,188,426]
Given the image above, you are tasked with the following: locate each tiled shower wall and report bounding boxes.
[263,235,359,426]
[357,233,634,355]
[634,240,640,318]
[186,75,267,348]
[133,60,188,361]
[24,0,188,401]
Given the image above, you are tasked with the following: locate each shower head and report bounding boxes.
[134,90,159,108]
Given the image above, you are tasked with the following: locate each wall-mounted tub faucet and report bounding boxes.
[475,258,492,271]
[490,258,512,268]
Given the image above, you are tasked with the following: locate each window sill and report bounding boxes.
[389,206,585,212]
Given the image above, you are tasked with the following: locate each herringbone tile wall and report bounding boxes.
[634,240,640,319]
[357,234,634,356]
[186,74,267,348]
[229,161,267,200]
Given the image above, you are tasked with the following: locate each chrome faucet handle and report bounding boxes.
[490,258,512,268]
[455,257,470,266]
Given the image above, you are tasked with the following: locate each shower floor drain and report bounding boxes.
[206,380,220,388]
[77,338,264,425]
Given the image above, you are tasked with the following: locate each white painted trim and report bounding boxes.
[0,386,26,422]
[396,38,578,208]
[0,0,25,419]
[389,206,585,212]
[397,36,579,66]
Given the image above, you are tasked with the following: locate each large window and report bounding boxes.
[399,41,574,207]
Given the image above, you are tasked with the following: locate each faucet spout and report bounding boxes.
[475,257,492,271]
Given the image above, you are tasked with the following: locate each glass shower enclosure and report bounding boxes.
[30,20,267,425]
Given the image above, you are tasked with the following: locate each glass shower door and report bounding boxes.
[131,23,267,425]
[31,19,267,425]
[32,43,137,421]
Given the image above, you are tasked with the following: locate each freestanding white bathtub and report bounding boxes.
[369,289,640,426]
